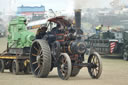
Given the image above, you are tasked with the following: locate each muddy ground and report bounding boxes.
[0,37,128,85]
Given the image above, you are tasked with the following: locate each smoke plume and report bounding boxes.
[70,0,109,9]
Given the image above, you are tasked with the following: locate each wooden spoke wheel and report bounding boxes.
[88,52,102,79]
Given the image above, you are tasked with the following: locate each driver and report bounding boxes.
[36,26,47,39]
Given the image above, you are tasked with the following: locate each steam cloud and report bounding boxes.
[70,0,111,9]
[66,0,105,16]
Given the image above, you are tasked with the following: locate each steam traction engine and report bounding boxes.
[30,9,102,80]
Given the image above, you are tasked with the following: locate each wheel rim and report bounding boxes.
[30,41,44,76]
[57,53,71,80]
[88,52,102,79]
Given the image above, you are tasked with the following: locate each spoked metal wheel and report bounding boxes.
[30,40,51,78]
[0,59,4,73]
[57,53,72,80]
[88,52,102,79]
[71,67,80,77]
[12,60,20,75]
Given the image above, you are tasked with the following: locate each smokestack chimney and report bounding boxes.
[75,9,81,31]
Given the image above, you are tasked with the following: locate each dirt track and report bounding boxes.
[0,37,128,85]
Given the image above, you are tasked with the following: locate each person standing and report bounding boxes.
[96,24,103,35]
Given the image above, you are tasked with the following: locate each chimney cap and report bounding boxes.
[74,9,81,12]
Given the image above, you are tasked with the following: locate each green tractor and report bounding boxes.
[0,16,35,74]
[7,16,35,54]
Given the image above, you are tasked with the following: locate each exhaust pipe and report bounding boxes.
[75,9,81,34]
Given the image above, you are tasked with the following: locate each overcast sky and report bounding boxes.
[0,0,114,12]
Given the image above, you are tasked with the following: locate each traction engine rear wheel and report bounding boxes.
[30,40,51,78]
[57,53,72,80]
[0,59,4,73]
[88,52,102,79]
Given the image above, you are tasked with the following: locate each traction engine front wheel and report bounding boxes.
[57,53,72,80]
[88,52,102,79]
